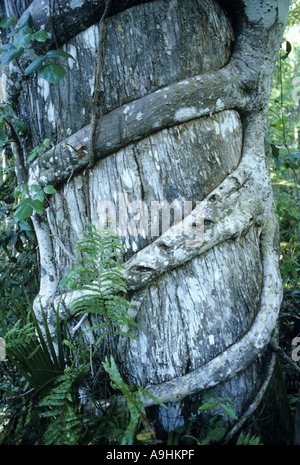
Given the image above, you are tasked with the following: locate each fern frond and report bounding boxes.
[67,224,138,345]
[39,363,89,445]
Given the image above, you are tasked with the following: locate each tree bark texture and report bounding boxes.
[0,0,294,442]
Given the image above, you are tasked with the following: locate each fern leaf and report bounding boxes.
[67,224,137,345]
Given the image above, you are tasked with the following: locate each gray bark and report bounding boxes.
[1,0,294,442]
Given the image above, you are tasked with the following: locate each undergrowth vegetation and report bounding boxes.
[267,15,300,417]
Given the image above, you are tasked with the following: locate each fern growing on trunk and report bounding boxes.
[66,223,138,345]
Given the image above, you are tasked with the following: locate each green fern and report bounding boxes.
[236,431,263,445]
[67,224,138,345]
[13,401,34,445]
[39,363,89,445]
[1,226,143,445]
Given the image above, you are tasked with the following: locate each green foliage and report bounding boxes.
[66,223,138,345]
[103,356,166,445]
[103,356,143,445]
[286,0,300,27]
[268,10,300,432]
[0,222,149,445]
[199,396,238,421]
[39,364,90,445]
[0,300,73,444]
[27,138,51,163]
[0,149,38,330]
[0,3,298,448]
[166,391,238,445]
[236,431,263,445]
[198,417,227,445]
[3,304,70,395]
[196,391,237,445]
[0,15,17,29]
[0,102,27,148]
[268,22,300,315]
[13,181,57,222]
[0,388,45,445]
[0,13,74,86]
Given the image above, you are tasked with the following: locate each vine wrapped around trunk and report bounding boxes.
[1,0,293,442]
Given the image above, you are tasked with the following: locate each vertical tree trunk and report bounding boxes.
[0,0,294,443]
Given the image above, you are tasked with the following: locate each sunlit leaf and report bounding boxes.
[43,138,51,147]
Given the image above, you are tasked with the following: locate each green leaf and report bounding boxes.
[18,220,32,232]
[103,356,141,445]
[199,419,227,445]
[14,199,33,221]
[0,45,24,65]
[14,187,21,198]
[30,199,44,214]
[0,129,6,143]
[199,401,219,411]
[236,432,263,445]
[30,184,44,202]
[24,55,47,75]
[219,403,238,419]
[46,49,75,60]
[13,119,27,132]
[43,138,51,147]
[27,151,38,163]
[7,27,20,38]
[14,32,32,50]
[59,276,69,290]
[0,43,13,52]
[43,185,57,195]
[32,29,48,42]
[38,63,66,85]
[270,142,279,159]
[0,16,17,28]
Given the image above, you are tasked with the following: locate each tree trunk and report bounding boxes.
[0,0,294,443]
